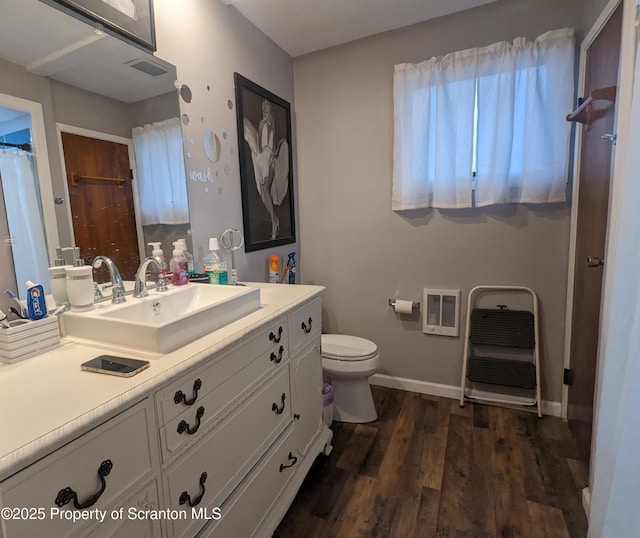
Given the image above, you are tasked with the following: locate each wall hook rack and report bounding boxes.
[566,85,616,125]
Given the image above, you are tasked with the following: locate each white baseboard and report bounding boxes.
[582,487,591,518]
[369,373,561,417]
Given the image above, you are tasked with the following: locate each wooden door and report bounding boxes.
[62,133,140,281]
[567,3,622,466]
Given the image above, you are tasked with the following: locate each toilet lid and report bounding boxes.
[321,334,378,361]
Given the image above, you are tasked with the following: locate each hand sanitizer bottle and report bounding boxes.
[203,238,228,285]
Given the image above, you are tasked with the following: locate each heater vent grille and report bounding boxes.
[422,288,461,337]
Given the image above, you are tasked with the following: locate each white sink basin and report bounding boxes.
[61,283,261,353]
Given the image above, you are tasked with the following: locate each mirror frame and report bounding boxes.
[0,93,59,264]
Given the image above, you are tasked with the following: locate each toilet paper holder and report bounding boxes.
[388,299,420,310]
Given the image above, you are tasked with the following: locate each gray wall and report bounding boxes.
[153,0,298,281]
[293,0,585,404]
[582,0,614,32]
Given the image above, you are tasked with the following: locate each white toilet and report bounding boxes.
[321,334,380,423]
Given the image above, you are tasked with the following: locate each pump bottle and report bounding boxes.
[170,242,189,285]
[203,238,228,285]
[178,239,195,276]
[148,242,168,278]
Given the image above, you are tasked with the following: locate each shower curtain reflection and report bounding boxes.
[0,148,50,296]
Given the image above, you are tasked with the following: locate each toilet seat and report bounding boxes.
[321,334,378,361]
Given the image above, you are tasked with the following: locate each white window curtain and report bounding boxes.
[393,49,477,209]
[0,149,50,292]
[475,28,574,206]
[392,28,574,209]
[132,117,189,225]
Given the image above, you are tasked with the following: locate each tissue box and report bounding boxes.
[0,316,61,364]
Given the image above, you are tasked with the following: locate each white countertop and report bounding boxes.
[0,283,323,481]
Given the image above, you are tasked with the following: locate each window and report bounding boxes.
[132,117,189,225]
[392,28,574,210]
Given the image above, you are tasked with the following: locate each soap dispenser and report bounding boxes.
[170,242,189,285]
[48,248,72,306]
[65,248,95,311]
[178,239,195,276]
[148,242,168,278]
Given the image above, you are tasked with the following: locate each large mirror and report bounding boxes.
[0,0,190,299]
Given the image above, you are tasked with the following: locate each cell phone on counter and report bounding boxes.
[81,355,150,377]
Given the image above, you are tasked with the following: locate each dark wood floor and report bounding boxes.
[274,386,588,538]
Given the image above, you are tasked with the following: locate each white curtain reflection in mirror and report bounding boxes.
[0,148,49,295]
[132,118,189,225]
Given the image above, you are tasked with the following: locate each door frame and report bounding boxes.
[55,123,146,263]
[561,0,622,421]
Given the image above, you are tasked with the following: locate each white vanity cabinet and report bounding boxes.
[195,296,329,538]
[0,399,159,538]
[0,286,331,538]
[155,317,289,463]
[289,298,324,457]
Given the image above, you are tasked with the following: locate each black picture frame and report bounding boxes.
[48,0,156,52]
[234,73,296,252]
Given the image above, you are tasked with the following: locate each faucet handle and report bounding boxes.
[94,282,105,300]
[156,273,169,292]
[111,285,127,304]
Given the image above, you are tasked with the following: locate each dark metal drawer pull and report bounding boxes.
[55,460,113,510]
[174,378,202,406]
[301,317,312,333]
[177,406,205,435]
[270,345,285,364]
[279,452,298,472]
[269,326,283,343]
[272,393,286,414]
[179,472,207,507]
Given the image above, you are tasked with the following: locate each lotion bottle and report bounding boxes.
[65,248,95,311]
[48,248,71,306]
[170,242,189,285]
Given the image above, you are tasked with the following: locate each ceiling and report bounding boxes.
[0,0,176,103]
[222,0,498,57]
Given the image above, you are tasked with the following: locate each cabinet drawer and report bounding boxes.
[83,479,162,538]
[156,315,288,427]
[163,367,291,538]
[1,400,157,538]
[160,345,289,462]
[289,298,321,353]
[201,426,298,538]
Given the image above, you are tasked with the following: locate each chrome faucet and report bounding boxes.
[133,257,168,298]
[92,256,127,304]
